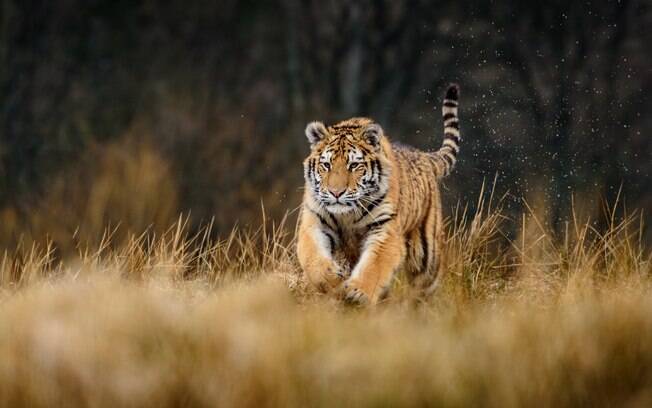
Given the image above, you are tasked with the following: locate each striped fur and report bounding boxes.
[432,84,460,177]
[297,84,461,305]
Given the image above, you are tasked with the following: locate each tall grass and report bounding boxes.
[0,189,650,407]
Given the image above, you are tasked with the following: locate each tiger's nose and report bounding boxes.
[329,188,346,198]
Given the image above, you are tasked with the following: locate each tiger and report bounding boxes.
[297,84,461,305]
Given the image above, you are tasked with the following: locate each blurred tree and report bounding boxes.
[465,0,648,232]
[0,0,649,245]
[282,0,462,122]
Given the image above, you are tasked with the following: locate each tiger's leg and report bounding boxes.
[297,210,346,293]
[403,227,428,288]
[410,198,444,297]
[342,223,405,305]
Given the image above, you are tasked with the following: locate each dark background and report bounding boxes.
[1,0,650,250]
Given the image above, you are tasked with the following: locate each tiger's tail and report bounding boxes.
[431,84,460,177]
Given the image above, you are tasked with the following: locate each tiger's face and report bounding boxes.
[303,118,388,214]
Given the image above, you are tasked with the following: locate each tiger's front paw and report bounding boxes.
[311,266,346,293]
[341,278,372,306]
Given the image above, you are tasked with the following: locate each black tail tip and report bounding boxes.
[445,83,460,100]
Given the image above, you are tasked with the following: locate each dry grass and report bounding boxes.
[0,190,650,407]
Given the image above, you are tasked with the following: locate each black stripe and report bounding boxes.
[328,213,343,238]
[443,101,458,107]
[420,222,428,272]
[365,213,395,231]
[308,207,334,231]
[445,121,459,130]
[442,113,456,121]
[357,144,372,155]
[444,132,460,142]
[324,232,336,255]
[367,217,392,231]
[366,192,387,212]
[356,192,387,222]
[445,85,459,100]
[442,154,454,168]
[308,159,315,180]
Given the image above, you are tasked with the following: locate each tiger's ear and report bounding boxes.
[363,123,383,148]
[305,121,328,146]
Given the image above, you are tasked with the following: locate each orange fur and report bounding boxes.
[297,85,460,305]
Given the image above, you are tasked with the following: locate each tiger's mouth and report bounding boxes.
[324,202,355,214]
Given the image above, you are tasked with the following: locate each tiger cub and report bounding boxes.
[297,84,461,305]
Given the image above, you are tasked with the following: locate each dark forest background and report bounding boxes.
[1,0,650,251]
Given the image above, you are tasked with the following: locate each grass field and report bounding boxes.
[0,192,650,407]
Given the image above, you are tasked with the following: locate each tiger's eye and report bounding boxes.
[320,162,331,171]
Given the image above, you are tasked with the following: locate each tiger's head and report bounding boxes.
[303,117,390,214]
